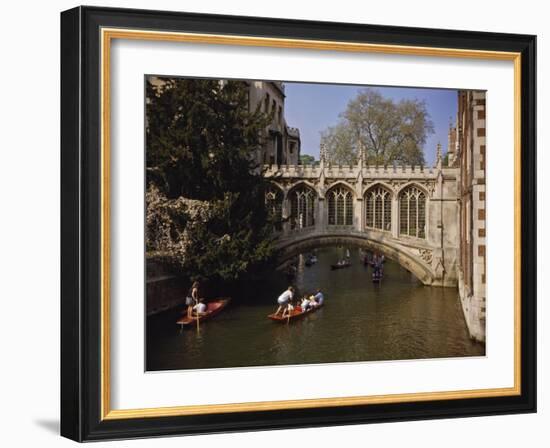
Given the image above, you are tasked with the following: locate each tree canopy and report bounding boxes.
[321,88,433,166]
[146,77,277,282]
[147,78,271,200]
[299,154,317,165]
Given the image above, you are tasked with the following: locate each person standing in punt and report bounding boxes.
[275,286,295,316]
[186,281,200,319]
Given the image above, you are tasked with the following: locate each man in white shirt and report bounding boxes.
[275,286,294,316]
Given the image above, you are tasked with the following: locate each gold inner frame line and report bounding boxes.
[100,27,522,421]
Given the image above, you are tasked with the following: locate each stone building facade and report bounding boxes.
[246,80,301,166]
[453,90,487,342]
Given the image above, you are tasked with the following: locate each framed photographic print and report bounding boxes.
[60,6,536,441]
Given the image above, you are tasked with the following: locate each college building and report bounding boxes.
[246,80,301,166]
[448,90,487,342]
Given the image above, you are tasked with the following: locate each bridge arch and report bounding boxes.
[276,232,436,285]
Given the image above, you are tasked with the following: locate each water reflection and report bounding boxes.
[147,246,485,371]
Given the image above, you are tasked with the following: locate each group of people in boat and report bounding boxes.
[185,281,208,318]
[363,252,385,281]
[372,253,385,277]
[305,253,318,266]
[274,286,325,317]
[286,252,319,273]
[332,248,352,269]
[183,250,385,325]
[184,281,325,324]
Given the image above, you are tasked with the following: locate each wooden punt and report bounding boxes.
[176,298,231,327]
[305,256,317,267]
[330,262,351,270]
[268,303,323,323]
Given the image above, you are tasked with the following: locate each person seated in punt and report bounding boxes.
[300,295,312,312]
[375,260,383,275]
[308,294,320,308]
[313,289,324,306]
[193,298,207,316]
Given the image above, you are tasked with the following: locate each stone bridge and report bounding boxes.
[264,148,459,286]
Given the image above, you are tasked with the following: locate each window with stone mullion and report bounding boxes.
[290,186,315,229]
[367,187,391,231]
[399,186,426,239]
[328,186,353,226]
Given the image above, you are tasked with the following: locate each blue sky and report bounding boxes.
[283,82,457,166]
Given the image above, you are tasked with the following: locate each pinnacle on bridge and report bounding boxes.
[320,142,328,164]
[357,140,366,167]
[435,142,442,169]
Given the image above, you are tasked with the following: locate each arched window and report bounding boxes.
[265,185,283,231]
[289,185,315,229]
[399,185,426,238]
[327,185,354,226]
[365,185,392,231]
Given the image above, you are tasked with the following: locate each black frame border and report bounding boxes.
[61,5,536,442]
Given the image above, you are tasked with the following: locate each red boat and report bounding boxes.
[268,303,323,323]
[176,298,231,328]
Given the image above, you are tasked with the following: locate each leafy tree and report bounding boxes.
[299,154,316,165]
[182,193,276,282]
[321,88,433,165]
[146,77,277,282]
[147,78,272,199]
[320,122,357,165]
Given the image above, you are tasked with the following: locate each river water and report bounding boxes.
[146,246,484,371]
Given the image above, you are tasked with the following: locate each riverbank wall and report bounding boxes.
[457,268,486,342]
[146,258,187,315]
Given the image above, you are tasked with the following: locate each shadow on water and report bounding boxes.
[147,246,485,371]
